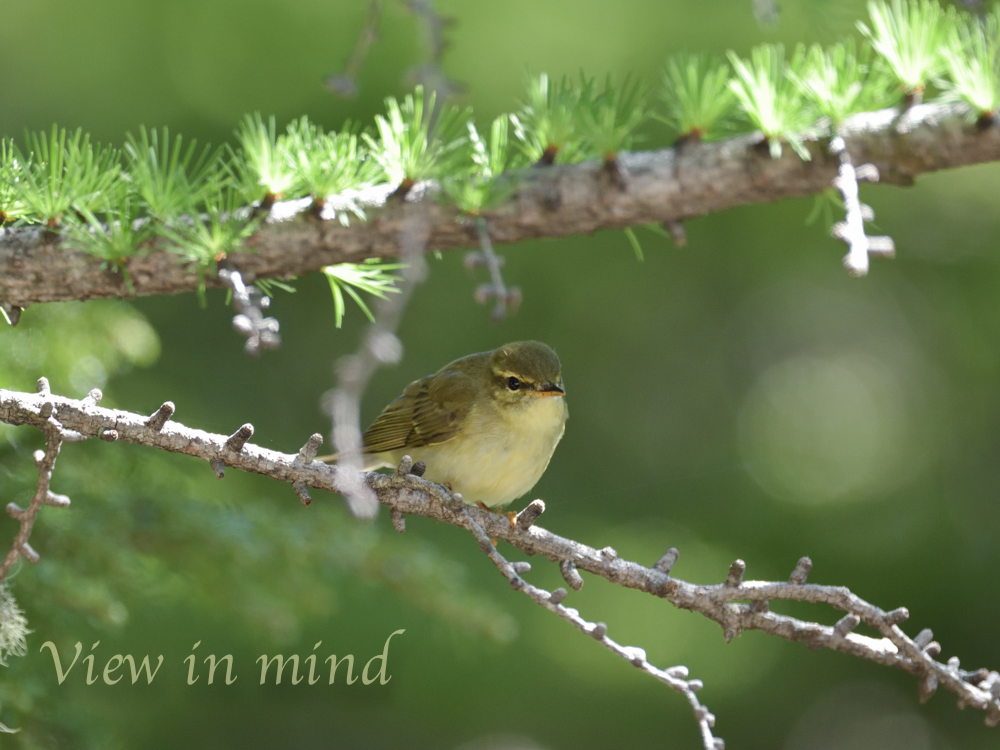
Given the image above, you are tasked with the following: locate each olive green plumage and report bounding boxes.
[325,341,568,508]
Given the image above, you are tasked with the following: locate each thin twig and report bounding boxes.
[437,483,723,749]
[327,205,431,517]
[324,0,384,98]
[218,268,281,356]
[0,378,71,583]
[2,386,999,731]
[404,0,463,109]
[466,216,520,321]
[828,135,895,276]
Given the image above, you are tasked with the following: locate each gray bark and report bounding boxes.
[2,103,998,308]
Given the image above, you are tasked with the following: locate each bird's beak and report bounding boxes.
[535,383,566,397]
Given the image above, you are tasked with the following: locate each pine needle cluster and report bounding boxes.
[441,116,516,215]
[363,85,472,196]
[938,6,1000,121]
[510,73,586,165]
[660,54,737,142]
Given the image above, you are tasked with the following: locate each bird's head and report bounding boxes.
[488,341,565,407]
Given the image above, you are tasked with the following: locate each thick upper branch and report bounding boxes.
[2,104,998,308]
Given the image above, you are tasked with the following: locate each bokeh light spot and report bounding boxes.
[738,354,912,505]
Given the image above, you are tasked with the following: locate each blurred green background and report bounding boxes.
[2,0,1000,747]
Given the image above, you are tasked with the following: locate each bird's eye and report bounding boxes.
[507,376,520,391]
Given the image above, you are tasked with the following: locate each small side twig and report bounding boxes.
[655,547,680,575]
[466,216,521,321]
[218,268,281,357]
[145,401,175,431]
[829,135,895,276]
[291,432,324,507]
[514,499,545,530]
[0,378,71,583]
[448,500,724,750]
[325,0,384,98]
[664,220,687,247]
[560,559,584,591]
[404,0,463,108]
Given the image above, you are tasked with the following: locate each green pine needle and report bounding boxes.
[441,116,516,215]
[159,188,259,304]
[728,44,816,160]
[231,113,298,204]
[19,125,120,228]
[623,226,644,261]
[510,72,586,164]
[124,126,221,223]
[285,117,378,209]
[0,139,32,225]
[937,7,1000,119]
[660,53,737,141]
[804,187,844,229]
[322,260,403,327]
[62,191,150,295]
[790,39,900,127]
[363,86,471,190]
[253,277,297,297]
[859,0,955,97]
[577,73,648,161]
[640,222,672,239]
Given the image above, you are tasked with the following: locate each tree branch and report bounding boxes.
[0,378,71,580]
[445,493,722,749]
[2,385,999,741]
[2,103,998,309]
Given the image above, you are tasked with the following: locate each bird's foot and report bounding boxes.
[503,511,518,529]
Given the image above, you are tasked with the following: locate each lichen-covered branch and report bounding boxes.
[2,385,999,739]
[2,103,999,309]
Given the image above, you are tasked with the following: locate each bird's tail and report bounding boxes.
[317,453,337,464]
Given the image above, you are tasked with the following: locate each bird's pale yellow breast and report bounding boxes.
[372,393,567,508]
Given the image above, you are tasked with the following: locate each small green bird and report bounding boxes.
[324,341,568,509]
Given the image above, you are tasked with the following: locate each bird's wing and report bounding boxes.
[362,369,476,453]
